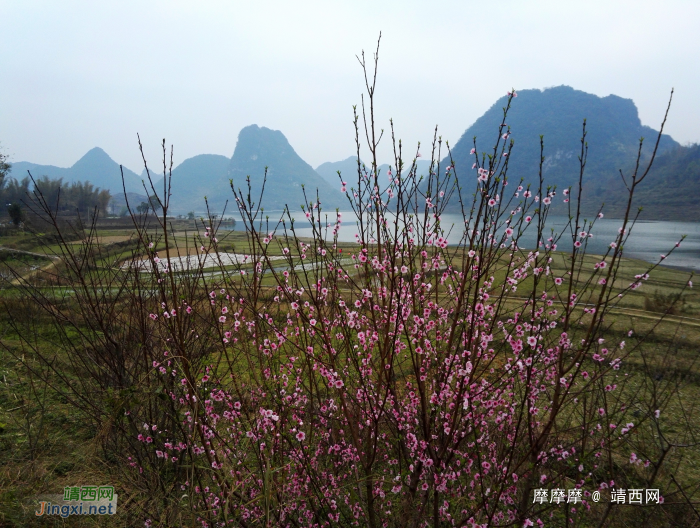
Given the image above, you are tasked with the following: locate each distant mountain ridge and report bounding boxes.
[154,154,231,213]
[9,86,699,220]
[10,147,144,194]
[225,125,345,212]
[153,125,346,214]
[439,86,680,214]
[315,158,432,188]
[584,142,700,220]
[315,157,359,187]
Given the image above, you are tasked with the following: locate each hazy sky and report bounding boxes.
[2,0,698,175]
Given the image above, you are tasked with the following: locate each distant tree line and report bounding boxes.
[0,157,111,225]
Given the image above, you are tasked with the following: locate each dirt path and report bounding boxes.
[0,246,60,260]
[0,247,61,286]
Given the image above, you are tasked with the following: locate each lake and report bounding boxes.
[215,212,700,272]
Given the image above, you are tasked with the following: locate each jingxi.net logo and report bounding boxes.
[34,486,117,518]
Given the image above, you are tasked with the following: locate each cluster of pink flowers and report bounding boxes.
[123,91,685,528]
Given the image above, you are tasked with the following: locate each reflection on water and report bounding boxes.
[218,212,700,271]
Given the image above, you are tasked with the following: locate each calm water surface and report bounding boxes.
[218,212,700,271]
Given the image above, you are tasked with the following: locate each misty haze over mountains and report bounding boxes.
[11,147,144,194]
[153,125,347,214]
[7,86,698,220]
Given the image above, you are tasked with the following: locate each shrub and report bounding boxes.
[3,42,697,528]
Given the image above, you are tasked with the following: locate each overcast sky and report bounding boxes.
[1,0,698,175]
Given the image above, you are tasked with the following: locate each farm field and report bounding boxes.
[1,214,699,526]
